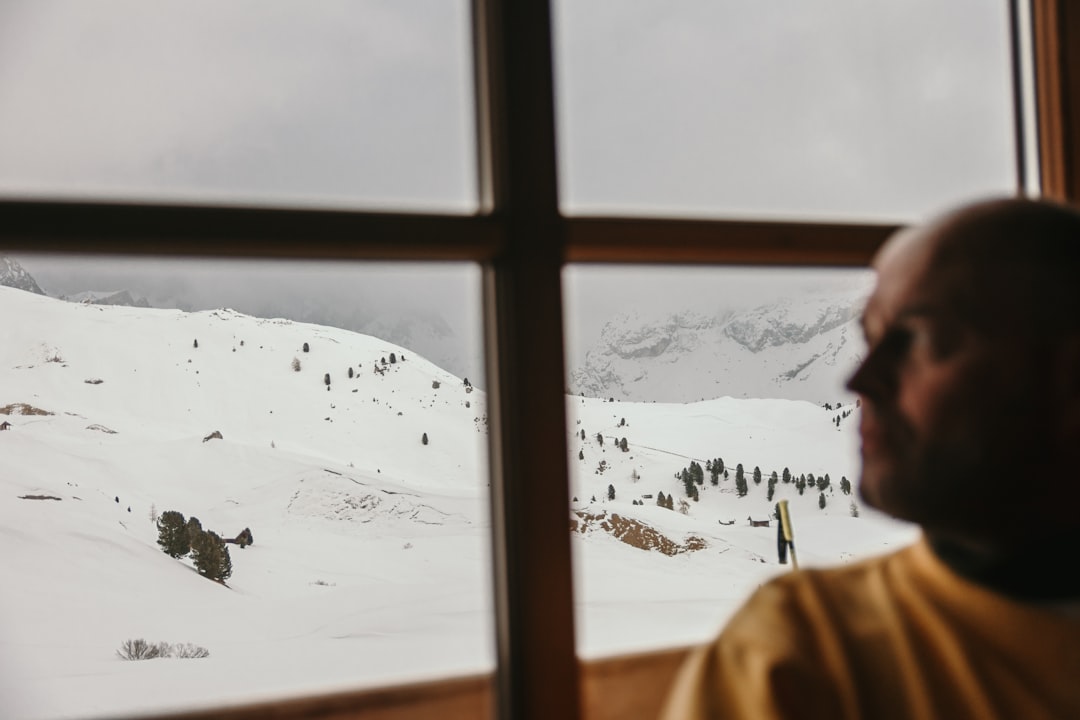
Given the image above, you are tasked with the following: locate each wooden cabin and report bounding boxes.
[2,2,1079,719]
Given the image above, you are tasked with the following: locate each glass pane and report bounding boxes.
[0,254,490,718]
[553,1,1016,222]
[0,1,476,212]
[563,265,918,657]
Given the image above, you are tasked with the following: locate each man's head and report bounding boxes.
[847,198,1080,547]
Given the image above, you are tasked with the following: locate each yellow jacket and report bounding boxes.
[660,538,1080,719]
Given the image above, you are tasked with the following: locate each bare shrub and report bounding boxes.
[116,638,168,660]
[116,638,208,660]
[172,643,210,659]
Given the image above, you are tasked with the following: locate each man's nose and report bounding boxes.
[846,344,895,400]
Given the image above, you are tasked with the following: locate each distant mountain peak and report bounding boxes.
[0,256,45,295]
[570,289,868,404]
[62,289,151,308]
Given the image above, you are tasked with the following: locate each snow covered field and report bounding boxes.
[0,286,916,719]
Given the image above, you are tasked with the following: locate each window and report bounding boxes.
[2,1,1076,719]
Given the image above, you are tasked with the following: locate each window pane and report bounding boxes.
[562,265,918,656]
[0,1,476,212]
[553,1,1017,222]
[0,254,490,718]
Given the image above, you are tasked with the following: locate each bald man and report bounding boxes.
[660,198,1080,719]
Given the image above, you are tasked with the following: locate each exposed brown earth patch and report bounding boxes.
[1,403,53,416]
[571,511,706,556]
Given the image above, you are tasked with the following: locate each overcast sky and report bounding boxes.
[0,0,1016,374]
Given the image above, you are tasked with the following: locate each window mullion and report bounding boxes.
[475,2,581,720]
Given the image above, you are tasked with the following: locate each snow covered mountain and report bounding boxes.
[0,285,912,720]
[569,287,869,404]
[0,255,45,295]
[61,289,151,307]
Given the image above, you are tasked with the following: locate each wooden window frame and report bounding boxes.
[0,1,1071,718]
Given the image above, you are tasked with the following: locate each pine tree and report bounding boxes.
[185,516,203,548]
[596,433,604,446]
[753,466,762,485]
[665,494,674,510]
[580,429,586,441]
[607,484,615,501]
[191,530,232,582]
[193,339,198,349]
[578,449,584,461]
[782,467,791,484]
[324,373,331,387]
[156,511,189,558]
[818,492,827,509]
[817,474,829,492]
[657,491,666,508]
[691,461,704,486]
[348,367,354,379]
[849,500,859,517]
[422,432,429,445]
[302,342,309,353]
[292,357,301,372]
[735,466,748,497]
[840,476,852,495]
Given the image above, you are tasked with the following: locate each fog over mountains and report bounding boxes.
[6,255,871,406]
[569,286,869,404]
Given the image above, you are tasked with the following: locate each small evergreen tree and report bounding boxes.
[302,342,309,353]
[607,484,615,501]
[191,530,232,582]
[753,466,762,485]
[324,373,331,387]
[818,492,827,509]
[185,516,203,547]
[422,432,429,445]
[817,474,830,492]
[596,433,604,446]
[156,511,189,558]
[840,476,852,495]
[849,500,859,517]
[291,357,301,372]
[619,437,628,452]
[782,467,791,484]
[665,494,674,510]
[578,449,584,461]
[193,339,198,349]
[390,353,397,364]
[580,429,586,441]
[348,367,354,379]
[735,467,748,497]
[679,468,691,497]
[657,491,666,508]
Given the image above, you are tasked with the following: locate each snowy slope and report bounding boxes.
[0,286,915,720]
